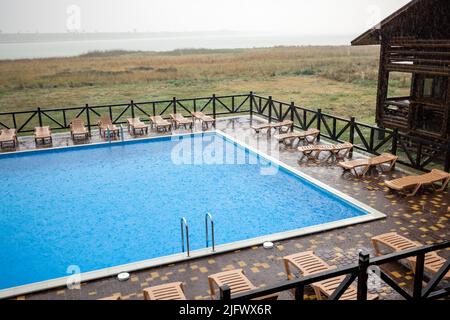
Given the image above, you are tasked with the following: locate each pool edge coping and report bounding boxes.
[0,124,386,299]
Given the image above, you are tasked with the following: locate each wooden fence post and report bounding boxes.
[294,285,305,302]
[131,100,135,118]
[173,97,177,114]
[37,107,43,127]
[316,108,322,142]
[152,102,156,117]
[413,253,425,300]
[85,104,91,135]
[349,116,355,158]
[268,96,273,123]
[357,251,370,300]
[249,92,253,117]
[212,94,216,119]
[290,102,295,132]
[278,103,282,121]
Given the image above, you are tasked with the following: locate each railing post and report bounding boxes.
[413,253,425,300]
[369,128,375,153]
[294,285,304,302]
[220,285,231,301]
[37,107,43,127]
[302,109,307,130]
[173,97,177,114]
[278,103,282,121]
[12,113,17,130]
[349,116,355,158]
[249,92,253,117]
[391,128,398,156]
[290,102,295,132]
[62,110,67,128]
[316,108,322,142]
[258,96,262,114]
[85,104,91,135]
[212,94,216,119]
[268,96,273,123]
[131,100,135,118]
[444,141,450,172]
[109,106,113,123]
[231,96,235,114]
[357,251,370,300]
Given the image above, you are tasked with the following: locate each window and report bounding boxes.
[387,72,412,99]
[419,76,447,102]
[423,78,433,97]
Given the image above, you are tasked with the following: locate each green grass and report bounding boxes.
[0,46,411,126]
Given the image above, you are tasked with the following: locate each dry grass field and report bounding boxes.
[0,46,411,124]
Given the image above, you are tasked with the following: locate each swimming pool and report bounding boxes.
[0,131,384,297]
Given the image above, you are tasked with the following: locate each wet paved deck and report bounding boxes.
[4,115,449,300]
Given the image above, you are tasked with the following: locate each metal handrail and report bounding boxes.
[180,217,190,257]
[205,213,215,252]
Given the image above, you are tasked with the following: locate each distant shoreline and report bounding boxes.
[0,32,356,60]
[0,31,355,44]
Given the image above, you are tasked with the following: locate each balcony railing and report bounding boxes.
[220,241,450,301]
[0,92,449,172]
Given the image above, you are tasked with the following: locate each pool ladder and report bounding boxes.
[106,125,124,143]
[180,213,216,257]
[205,213,215,252]
[120,124,124,141]
[180,217,190,257]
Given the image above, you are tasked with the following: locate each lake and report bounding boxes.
[0,32,353,60]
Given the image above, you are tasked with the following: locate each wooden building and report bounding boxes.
[352,0,450,141]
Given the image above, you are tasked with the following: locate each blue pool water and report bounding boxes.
[0,132,368,290]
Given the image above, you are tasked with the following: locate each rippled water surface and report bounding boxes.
[0,133,366,289]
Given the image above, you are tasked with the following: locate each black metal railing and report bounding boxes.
[1,92,449,172]
[0,93,251,136]
[249,94,450,172]
[219,241,450,301]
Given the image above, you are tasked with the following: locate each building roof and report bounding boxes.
[351,0,450,46]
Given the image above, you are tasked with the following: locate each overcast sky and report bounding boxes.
[0,0,411,34]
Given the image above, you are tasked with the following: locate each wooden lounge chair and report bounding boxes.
[251,120,293,134]
[191,111,215,129]
[69,119,89,141]
[298,142,353,162]
[208,269,278,300]
[170,113,193,129]
[98,294,121,300]
[34,126,52,146]
[97,116,120,139]
[283,251,378,300]
[0,128,18,150]
[126,117,148,136]
[143,282,186,300]
[371,232,449,279]
[338,153,398,177]
[149,116,172,132]
[274,128,320,148]
[270,120,294,133]
[384,169,450,197]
